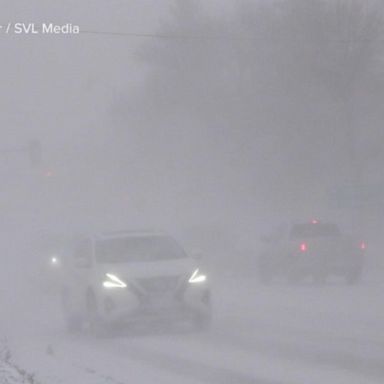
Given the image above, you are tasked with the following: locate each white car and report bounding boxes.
[61,231,211,333]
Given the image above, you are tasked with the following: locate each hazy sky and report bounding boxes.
[2,0,381,244]
[1,1,166,141]
[0,0,239,146]
[0,1,244,238]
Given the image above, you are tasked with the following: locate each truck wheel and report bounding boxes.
[259,271,273,285]
[345,269,361,285]
[287,268,303,284]
[193,313,212,331]
[258,265,274,285]
[313,272,326,285]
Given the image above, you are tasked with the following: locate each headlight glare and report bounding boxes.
[103,273,127,288]
[50,255,60,267]
[189,268,207,283]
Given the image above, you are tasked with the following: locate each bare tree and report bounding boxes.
[114,0,384,221]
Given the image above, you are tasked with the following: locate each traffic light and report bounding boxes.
[28,140,42,167]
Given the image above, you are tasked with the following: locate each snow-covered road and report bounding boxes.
[1,272,384,384]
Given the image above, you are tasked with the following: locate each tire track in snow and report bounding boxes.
[71,362,126,384]
[201,329,384,381]
[110,341,292,384]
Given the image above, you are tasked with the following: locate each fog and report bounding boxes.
[1,1,384,383]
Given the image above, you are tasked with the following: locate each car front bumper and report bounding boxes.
[98,284,211,325]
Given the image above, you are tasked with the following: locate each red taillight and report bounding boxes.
[300,242,307,252]
[44,169,54,178]
[360,242,366,250]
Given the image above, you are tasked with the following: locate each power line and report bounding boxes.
[80,30,243,40]
[80,29,384,43]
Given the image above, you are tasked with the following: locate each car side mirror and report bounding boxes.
[190,249,203,261]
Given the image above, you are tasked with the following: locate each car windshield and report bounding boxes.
[95,236,187,263]
[290,223,341,239]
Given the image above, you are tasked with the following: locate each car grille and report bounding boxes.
[134,276,181,295]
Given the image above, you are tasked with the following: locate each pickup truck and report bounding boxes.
[258,221,365,284]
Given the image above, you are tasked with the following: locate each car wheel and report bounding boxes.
[193,313,212,331]
[66,315,83,333]
[61,290,83,333]
[86,291,104,335]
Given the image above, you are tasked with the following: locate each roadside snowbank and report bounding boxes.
[0,341,39,384]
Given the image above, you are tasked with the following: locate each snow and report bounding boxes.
[1,265,384,384]
[0,364,26,384]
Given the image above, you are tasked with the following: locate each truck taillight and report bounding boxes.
[360,242,366,250]
[300,242,307,252]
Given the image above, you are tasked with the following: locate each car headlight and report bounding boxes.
[188,268,207,283]
[103,273,127,288]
